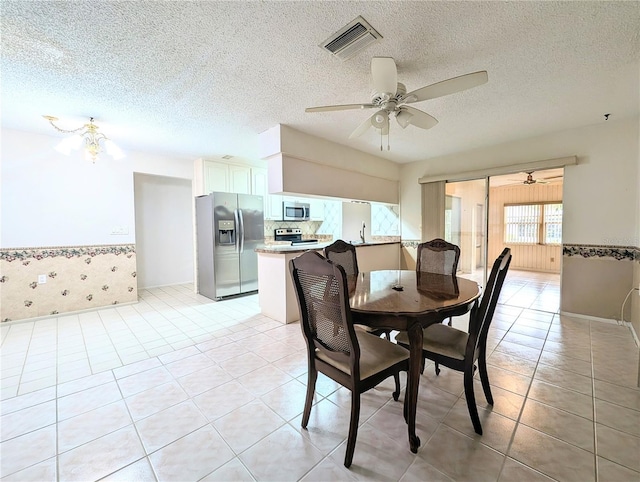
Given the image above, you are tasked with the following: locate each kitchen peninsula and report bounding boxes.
[256,241,400,323]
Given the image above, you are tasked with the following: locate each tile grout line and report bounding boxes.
[590,320,599,482]
[493,308,556,481]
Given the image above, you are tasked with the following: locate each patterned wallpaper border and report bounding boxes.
[0,244,135,262]
[401,240,421,249]
[400,241,639,262]
[562,244,638,262]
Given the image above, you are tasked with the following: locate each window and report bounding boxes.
[543,204,563,244]
[504,203,562,244]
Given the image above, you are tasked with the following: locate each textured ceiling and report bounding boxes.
[1,1,638,164]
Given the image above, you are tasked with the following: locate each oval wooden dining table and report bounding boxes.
[347,270,481,453]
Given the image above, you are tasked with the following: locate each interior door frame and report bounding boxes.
[419,156,576,285]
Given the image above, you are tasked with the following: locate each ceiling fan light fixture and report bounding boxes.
[305,57,487,147]
[396,109,413,128]
[372,110,388,128]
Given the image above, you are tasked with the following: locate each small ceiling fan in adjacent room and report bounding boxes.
[304,57,488,149]
[508,171,564,185]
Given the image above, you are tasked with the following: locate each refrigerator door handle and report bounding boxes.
[238,209,245,253]
[234,209,241,254]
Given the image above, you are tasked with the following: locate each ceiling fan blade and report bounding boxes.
[403,71,488,103]
[305,103,375,113]
[397,106,439,130]
[371,57,397,96]
[349,114,374,139]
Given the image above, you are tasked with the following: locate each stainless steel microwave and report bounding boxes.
[283,201,310,221]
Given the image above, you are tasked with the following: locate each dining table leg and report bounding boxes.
[405,320,423,453]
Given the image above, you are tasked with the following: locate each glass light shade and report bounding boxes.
[54,135,83,155]
[372,110,388,128]
[396,109,413,128]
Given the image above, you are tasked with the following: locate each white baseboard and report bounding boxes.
[138,281,194,290]
[622,321,640,348]
[559,311,618,324]
[1,300,139,326]
[561,310,640,348]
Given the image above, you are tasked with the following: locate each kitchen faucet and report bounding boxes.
[359,222,366,243]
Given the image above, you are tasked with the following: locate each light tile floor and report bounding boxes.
[1,270,639,481]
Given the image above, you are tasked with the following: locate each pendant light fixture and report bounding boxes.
[42,115,124,163]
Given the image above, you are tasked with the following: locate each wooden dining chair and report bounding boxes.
[396,247,512,435]
[416,238,460,275]
[289,251,410,467]
[324,239,392,340]
[324,239,359,276]
[417,238,461,325]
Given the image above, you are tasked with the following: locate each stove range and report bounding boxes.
[274,228,318,245]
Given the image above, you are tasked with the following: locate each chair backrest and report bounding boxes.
[417,239,460,275]
[289,251,359,373]
[324,239,359,276]
[467,247,512,361]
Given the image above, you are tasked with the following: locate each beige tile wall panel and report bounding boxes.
[561,255,633,321]
[0,245,137,322]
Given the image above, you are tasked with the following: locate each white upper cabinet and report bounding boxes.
[267,194,283,220]
[309,198,325,221]
[228,164,252,194]
[203,161,230,194]
[251,167,281,219]
[202,161,254,195]
[251,168,268,198]
[200,162,323,221]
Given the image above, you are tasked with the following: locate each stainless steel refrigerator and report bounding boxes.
[195,192,264,300]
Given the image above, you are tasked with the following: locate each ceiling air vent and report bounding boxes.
[320,16,382,61]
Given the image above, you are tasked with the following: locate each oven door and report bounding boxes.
[283,202,310,221]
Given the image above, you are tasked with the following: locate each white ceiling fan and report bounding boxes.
[305,57,488,144]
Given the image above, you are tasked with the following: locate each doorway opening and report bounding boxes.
[443,168,563,312]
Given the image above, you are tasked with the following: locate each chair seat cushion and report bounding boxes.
[317,331,409,380]
[395,324,468,361]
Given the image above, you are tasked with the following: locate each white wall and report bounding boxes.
[133,151,193,181]
[400,117,639,247]
[2,128,135,247]
[1,127,193,249]
[134,173,194,288]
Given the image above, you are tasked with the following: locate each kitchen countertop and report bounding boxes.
[255,240,400,254]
